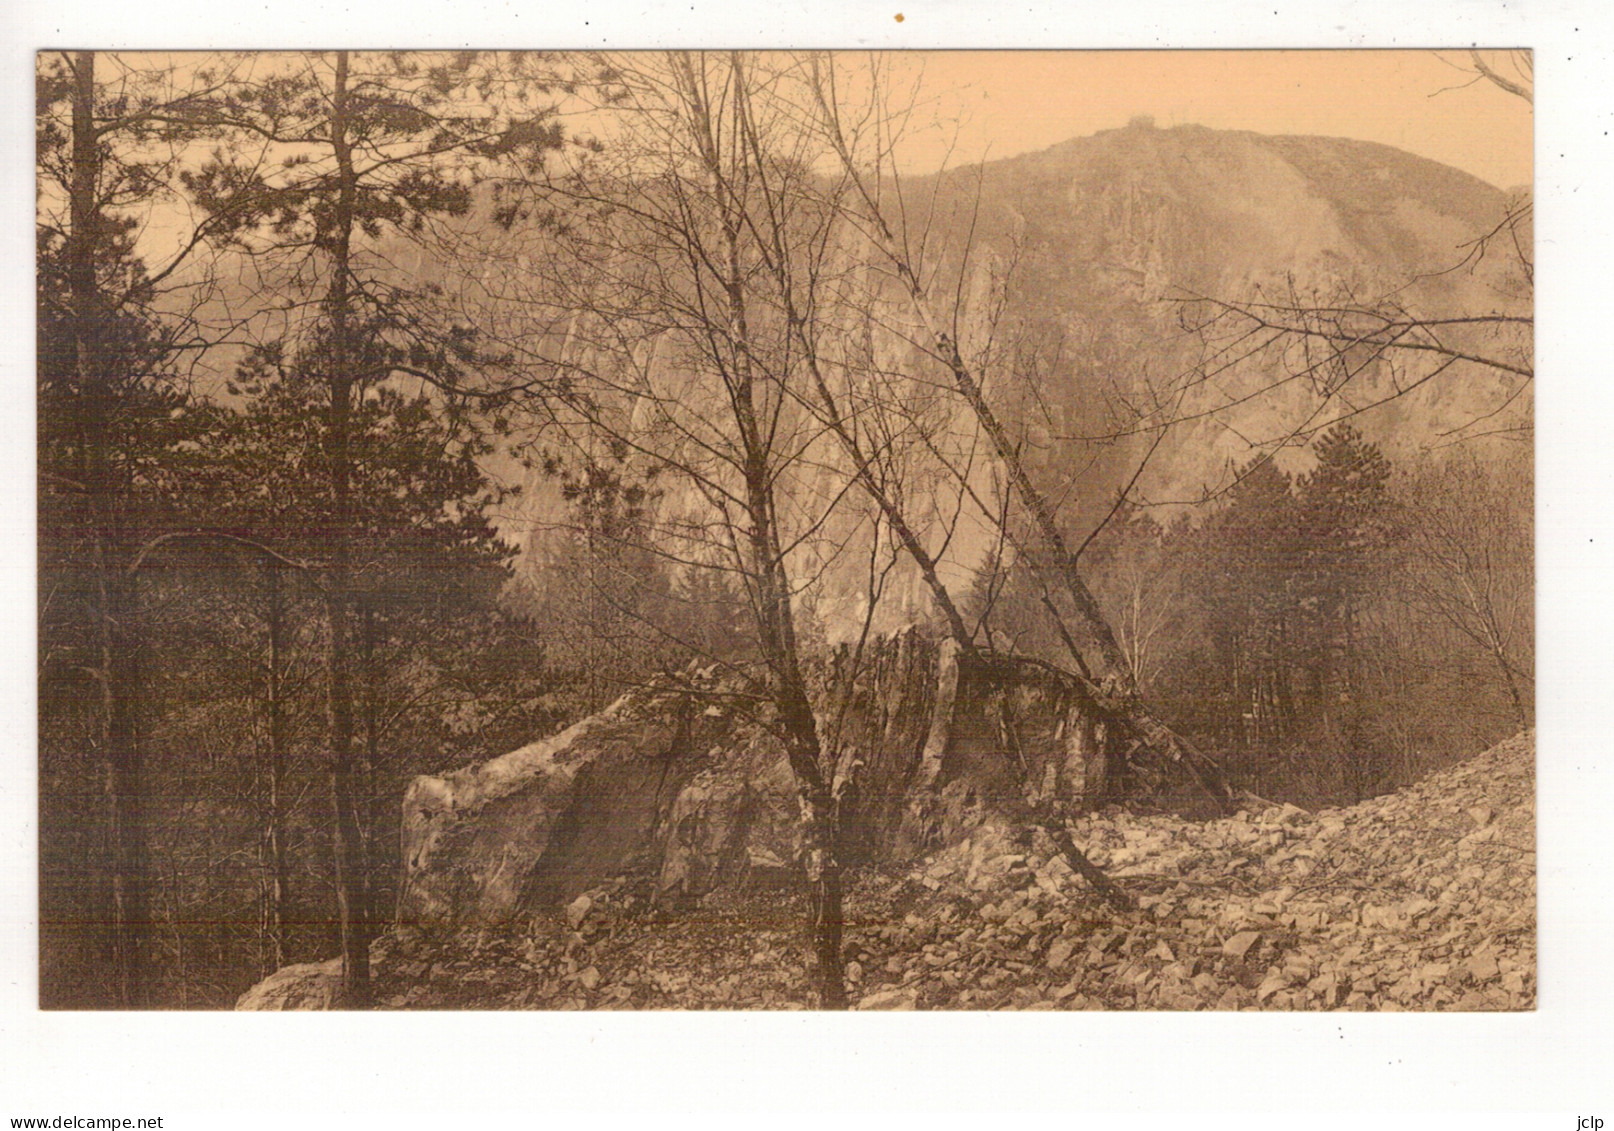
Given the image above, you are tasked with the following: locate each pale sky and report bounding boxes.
[879,50,1532,189]
[59,50,1534,196]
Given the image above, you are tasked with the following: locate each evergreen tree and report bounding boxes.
[1294,422,1397,701]
[36,51,254,1006]
[1181,457,1302,751]
[181,51,562,1001]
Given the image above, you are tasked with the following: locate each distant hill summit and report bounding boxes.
[975,119,1509,295]
[885,120,1527,515]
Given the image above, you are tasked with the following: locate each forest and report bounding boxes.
[36,50,1533,1010]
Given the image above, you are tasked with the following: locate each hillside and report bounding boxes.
[496,121,1531,607]
[239,730,1534,1011]
[977,122,1510,299]
[907,120,1527,508]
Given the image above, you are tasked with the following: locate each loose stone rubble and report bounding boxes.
[853,729,1535,1011]
[241,731,1534,1011]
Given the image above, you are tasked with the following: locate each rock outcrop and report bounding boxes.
[234,958,345,1011]
[392,630,1136,932]
[239,730,1534,1011]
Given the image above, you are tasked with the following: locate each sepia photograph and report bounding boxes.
[32,47,1538,1018]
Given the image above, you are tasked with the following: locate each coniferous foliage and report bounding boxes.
[1159,425,1403,801]
[36,50,247,1007]
[37,51,567,1007]
[40,327,555,1006]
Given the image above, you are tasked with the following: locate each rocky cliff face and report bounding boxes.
[931,121,1527,507]
[495,122,1529,632]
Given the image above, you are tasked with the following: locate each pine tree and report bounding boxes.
[36,51,253,1006]
[1295,422,1396,700]
[181,51,562,1002]
[1189,458,1302,751]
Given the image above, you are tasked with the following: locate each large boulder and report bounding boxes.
[398,679,711,926]
[234,957,344,1010]
[394,635,1135,932]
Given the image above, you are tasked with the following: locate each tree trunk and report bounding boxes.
[327,609,370,1005]
[263,565,290,970]
[68,50,151,1008]
[1043,822,1135,912]
[751,510,846,1009]
[925,334,1233,806]
[1498,654,1529,730]
[323,50,370,1005]
[359,599,387,925]
[802,796,847,1011]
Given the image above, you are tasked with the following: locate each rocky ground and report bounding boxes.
[241,731,1534,1011]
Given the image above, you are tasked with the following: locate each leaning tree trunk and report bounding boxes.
[928,329,1231,807]
[1477,610,1531,730]
[818,121,1234,809]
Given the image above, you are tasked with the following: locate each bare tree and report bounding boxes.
[801,54,1237,807]
[1397,448,1533,729]
[495,52,886,1007]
